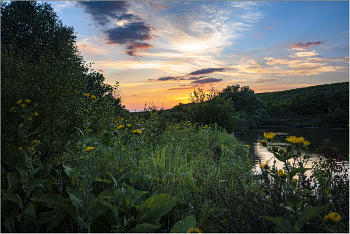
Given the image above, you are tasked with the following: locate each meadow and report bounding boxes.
[1,94,348,233]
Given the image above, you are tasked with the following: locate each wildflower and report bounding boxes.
[302,140,310,146]
[83,93,90,97]
[91,95,97,100]
[133,129,142,134]
[85,146,94,152]
[28,117,32,121]
[259,160,270,169]
[244,145,249,147]
[21,103,25,108]
[117,125,125,130]
[34,112,39,116]
[324,212,341,222]
[34,102,39,107]
[292,179,297,183]
[19,123,24,128]
[187,227,202,233]
[10,107,16,112]
[33,140,40,144]
[286,136,302,144]
[277,169,286,177]
[17,100,22,104]
[19,147,22,150]
[29,147,34,151]
[127,124,131,127]
[260,139,267,146]
[264,132,276,140]
[25,99,31,103]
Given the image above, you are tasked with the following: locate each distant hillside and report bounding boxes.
[256,82,349,128]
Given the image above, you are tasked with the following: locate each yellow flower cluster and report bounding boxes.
[324,212,341,222]
[83,93,97,100]
[259,160,270,169]
[117,125,125,130]
[133,129,142,134]
[10,106,16,112]
[127,124,131,127]
[187,227,202,233]
[264,132,276,140]
[277,169,286,177]
[33,140,40,144]
[85,146,94,152]
[292,179,297,183]
[286,136,310,146]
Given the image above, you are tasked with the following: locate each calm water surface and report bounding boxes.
[238,127,349,176]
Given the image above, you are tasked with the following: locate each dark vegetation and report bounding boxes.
[256,82,349,128]
[1,1,348,233]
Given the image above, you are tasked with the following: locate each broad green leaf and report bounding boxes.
[66,148,79,159]
[7,172,20,189]
[17,202,37,221]
[15,164,29,181]
[3,210,15,233]
[87,198,98,212]
[89,172,99,186]
[170,215,196,233]
[17,125,26,139]
[29,166,43,179]
[63,165,79,180]
[31,193,78,219]
[23,178,46,196]
[3,193,22,210]
[83,138,93,144]
[287,168,309,180]
[129,223,161,233]
[99,200,118,222]
[296,189,313,195]
[285,192,302,209]
[294,204,331,232]
[94,177,111,183]
[66,186,85,203]
[7,145,22,155]
[19,141,31,148]
[87,203,108,221]
[106,171,118,188]
[66,187,84,216]
[98,188,116,201]
[270,174,281,182]
[136,194,176,225]
[27,126,40,137]
[262,216,296,233]
[37,207,66,231]
[31,159,43,167]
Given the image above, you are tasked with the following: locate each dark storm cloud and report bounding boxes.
[189,68,225,76]
[76,1,157,56]
[191,78,223,84]
[126,42,154,56]
[105,23,155,44]
[289,41,325,49]
[158,76,180,81]
[76,1,129,26]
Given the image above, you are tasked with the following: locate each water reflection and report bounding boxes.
[238,127,349,177]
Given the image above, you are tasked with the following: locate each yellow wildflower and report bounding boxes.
[34,112,39,116]
[91,95,97,100]
[292,179,297,183]
[17,100,22,104]
[127,124,131,127]
[34,102,39,107]
[85,146,94,152]
[19,147,23,150]
[25,99,31,103]
[133,129,142,134]
[10,107,16,112]
[244,145,249,147]
[117,125,125,130]
[83,93,90,97]
[33,140,40,144]
[286,136,301,144]
[259,160,270,169]
[302,140,310,146]
[28,117,32,121]
[264,132,276,140]
[21,103,25,108]
[29,147,34,151]
[19,123,24,128]
[324,212,341,222]
[277,169,286,177]
[187,227,202,233]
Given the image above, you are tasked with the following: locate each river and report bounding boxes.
[238,127,349,176]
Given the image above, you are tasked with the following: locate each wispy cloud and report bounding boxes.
[189,68,225,75]
[289,41,325,50]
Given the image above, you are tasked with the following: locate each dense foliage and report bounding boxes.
[257,82,349,128]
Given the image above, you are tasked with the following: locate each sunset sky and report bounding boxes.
[49,1,349,111]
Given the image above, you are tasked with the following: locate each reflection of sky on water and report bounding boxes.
[250,129,349,179]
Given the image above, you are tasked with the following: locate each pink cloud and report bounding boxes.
[266,27,272,30]
[98,69,104,73]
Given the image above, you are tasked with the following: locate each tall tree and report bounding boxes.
[1,1,88,172]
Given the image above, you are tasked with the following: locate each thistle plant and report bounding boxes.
[260,132,332,233]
